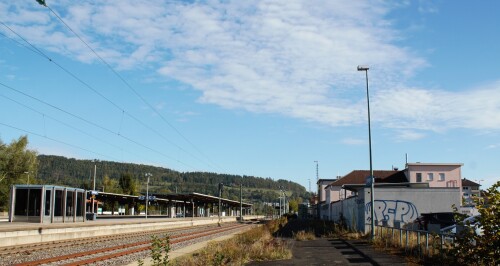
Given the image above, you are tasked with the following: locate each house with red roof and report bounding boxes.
[322,163,464,233]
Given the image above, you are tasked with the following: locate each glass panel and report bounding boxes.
[54,190,63,216]
[66,191,74,217]
[45,190,51,216]
[76,192,84,216]
[14,188,29,216]
[28,189,41,216]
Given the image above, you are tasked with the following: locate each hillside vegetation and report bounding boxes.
[37,155,309,205]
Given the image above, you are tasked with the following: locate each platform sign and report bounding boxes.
[90,190,99,195]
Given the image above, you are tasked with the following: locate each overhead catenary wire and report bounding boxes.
[39,3,226,173]
[0,121,117,161]
[0,19,213,172]
[0,81,196,170]
[0,92,136,160]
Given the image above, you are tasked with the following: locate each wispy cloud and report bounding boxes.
[2,1,499,135]
[394,130,426,141]
[341,138,365,145]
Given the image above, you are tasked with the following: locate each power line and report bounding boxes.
[40,3,225,173]
[0,81,196,170]
[0,121,117,161]
[0,19,215,172]
[0,92,134,159]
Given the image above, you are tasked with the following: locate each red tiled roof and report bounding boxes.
[327,170,407,187]
[462,178,480,187]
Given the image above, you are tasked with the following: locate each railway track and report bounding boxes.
[4,222,255,266]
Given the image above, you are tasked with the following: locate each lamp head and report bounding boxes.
[357,65,369,71]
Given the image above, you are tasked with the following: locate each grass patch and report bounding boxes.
[293,230,316,241]
[171,222,292,266]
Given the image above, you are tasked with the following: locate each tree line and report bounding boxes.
[0,136,309,212]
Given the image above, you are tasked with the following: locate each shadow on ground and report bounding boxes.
[273,218,338,238]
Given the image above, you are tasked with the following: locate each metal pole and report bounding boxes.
[145,173,151,219]
[93,163,96,191]
[366,69,375,241]
[218,183,223,226]
[358,65,374,240]
[239,184,243,221]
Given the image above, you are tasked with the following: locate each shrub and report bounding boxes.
[446,181,500,265]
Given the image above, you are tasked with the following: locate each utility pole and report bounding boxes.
[239,183,243,222]
[218,183,223,226]
[91,160,97,214]
[314,161,319,219]
[314,161,319,183]
[145,173,151,219]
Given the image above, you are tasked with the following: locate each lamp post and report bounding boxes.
[357,65,375,240]
[145,173,152,219]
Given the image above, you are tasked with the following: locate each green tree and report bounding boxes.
[0,136,38,212]
[447,181,500,265]
[288,198,299,213]
[102,174,120,193]
[119,172,138,195]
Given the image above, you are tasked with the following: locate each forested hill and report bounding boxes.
[37,155,308,203]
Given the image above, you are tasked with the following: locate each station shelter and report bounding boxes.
[9,185,86,223]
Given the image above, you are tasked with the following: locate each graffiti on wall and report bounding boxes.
[365,200,418,224]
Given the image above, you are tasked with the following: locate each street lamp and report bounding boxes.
[357,65,375,240]
[145,173,152,219]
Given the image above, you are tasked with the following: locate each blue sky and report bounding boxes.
[1,0,499,191]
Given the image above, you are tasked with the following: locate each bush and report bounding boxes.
[446,181,499,265]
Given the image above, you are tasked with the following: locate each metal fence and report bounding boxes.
[374,225,452,258]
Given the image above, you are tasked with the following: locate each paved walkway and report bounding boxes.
[248,238,408,266]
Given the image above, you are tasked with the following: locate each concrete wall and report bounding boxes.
[329,187,461,233]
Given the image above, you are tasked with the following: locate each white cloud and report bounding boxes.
[373,81,500,131]
[394,130,426,141]
[341,138,365,145]
[2,1,499,135]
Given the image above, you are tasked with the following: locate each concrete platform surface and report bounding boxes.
[247,238,408,266]
[0,216,260,247]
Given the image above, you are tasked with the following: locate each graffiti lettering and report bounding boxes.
[365,200,418,225]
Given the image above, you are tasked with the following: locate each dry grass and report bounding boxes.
[171,223,292,266]
[293,230,316,241]
[371,227,452,264]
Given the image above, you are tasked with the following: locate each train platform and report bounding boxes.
[0,215,259,247]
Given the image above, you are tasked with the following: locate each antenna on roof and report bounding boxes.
[405,153,408,167]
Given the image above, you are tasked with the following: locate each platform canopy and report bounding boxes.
[152,192,252,207]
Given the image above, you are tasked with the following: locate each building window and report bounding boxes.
[427,173,434,181]
[464,186,469,190]
[439,173,445,181]
[464,193,469,197]
[416,173,422,182]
